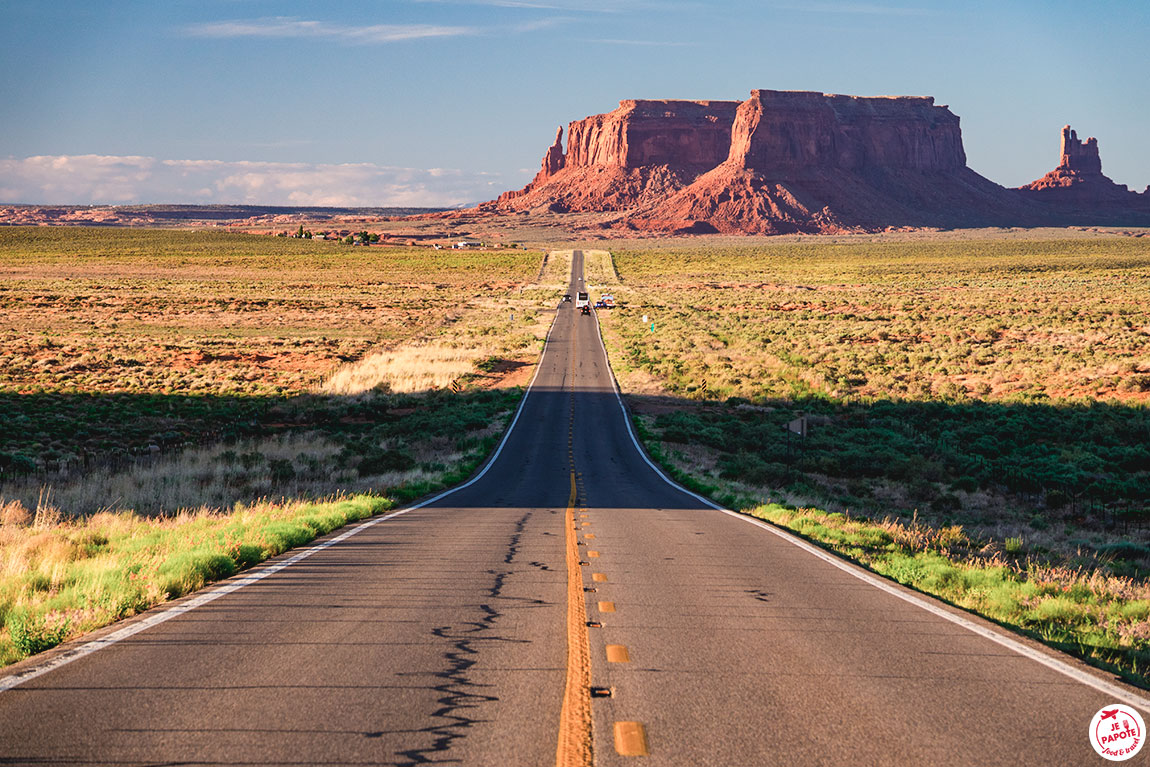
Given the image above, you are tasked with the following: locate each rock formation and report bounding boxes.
[493,99,740,213]
[489,91,1150,233]
[1018,125,1148,209]
[635,89,1027,234]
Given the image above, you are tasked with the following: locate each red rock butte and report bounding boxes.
[1018,125,1149,208]
[488,90,1150,234]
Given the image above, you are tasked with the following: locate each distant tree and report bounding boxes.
[344,235,354,245]
[297,225,305,238]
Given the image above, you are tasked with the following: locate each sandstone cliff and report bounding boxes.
[637,90,1027,234]
[490,91,1149,233]
[493,99,739,213]
[726,90,965,172]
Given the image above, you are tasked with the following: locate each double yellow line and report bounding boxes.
[556,280,648,764]
[557,471,593,766]
[557,303,593,767]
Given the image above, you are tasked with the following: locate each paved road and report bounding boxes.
[1,251,1145,765]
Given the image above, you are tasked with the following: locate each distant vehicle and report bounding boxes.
[581,304,591,315]
[575,291,590,311]
[562,294,572,302]
[595,294,616,309]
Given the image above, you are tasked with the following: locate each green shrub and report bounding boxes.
[267,458,296,482]
[158,550,238,599]
[357,449,416,476]
[5,610,70,658]
[1027,596,1084,625]
[1098,541,1150,563]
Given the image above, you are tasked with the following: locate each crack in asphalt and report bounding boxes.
[393,511,549,765]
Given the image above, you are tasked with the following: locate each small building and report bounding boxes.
[453,240,482,249]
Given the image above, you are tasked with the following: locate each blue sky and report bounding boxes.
[2,0,1147,206]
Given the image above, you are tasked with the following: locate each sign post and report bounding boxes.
[785,415,807,467]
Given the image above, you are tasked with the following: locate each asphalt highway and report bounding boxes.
[0,251,1145,765]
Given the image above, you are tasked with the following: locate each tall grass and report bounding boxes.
[749,504,1150,685]
[0,420,507,518]
[0,494,391,666]
[322,344,487,394]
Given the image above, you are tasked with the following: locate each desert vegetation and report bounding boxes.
[596,232,1150,683]
[0,494,393,665]
[0,227,550,664]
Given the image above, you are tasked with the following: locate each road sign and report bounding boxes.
[451,379,461,393]
[787,416,807,438]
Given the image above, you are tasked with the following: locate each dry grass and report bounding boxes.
[0,227,540,397]
[1,418,509,519]
[322,344,486,394]
[599,236,1150,404]
[581,249,619,287]
[1,227,552,516]
[537,249,574,287]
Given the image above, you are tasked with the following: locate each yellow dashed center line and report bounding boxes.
[606,644,630,663]
[560,267,650,762]
[614,722,649,757]
[556,305,592,767]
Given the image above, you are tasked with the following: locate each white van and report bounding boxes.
[575,291,590,314]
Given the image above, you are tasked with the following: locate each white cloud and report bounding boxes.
[0,154,516,207]
[413,0,690,10]
[185,17,475,44]
[587,38,698,46]
[512,16,574,32]
[770,2,932,15]
[415,0,620,10]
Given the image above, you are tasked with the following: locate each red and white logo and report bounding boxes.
[1090,705,1145,761]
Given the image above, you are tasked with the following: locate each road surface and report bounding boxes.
[0,251,1144,765]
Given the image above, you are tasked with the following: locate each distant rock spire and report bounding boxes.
[1059,125,1102,175]
[541,126,565,178]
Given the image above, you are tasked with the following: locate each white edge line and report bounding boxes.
[0,279,568,694]
[590,295,1150,711]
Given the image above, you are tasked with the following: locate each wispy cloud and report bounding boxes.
[185,17,475,44]
[771,2,931,15]
[413,0,697,11]
[414,0,625,11]
[586,38,698,47]
[0,155,517,207]
[513,16,574,32]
